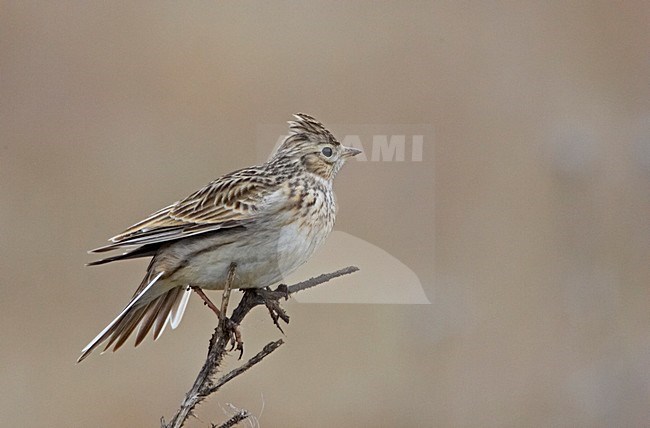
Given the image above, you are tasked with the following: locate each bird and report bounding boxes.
[77,113,361,362]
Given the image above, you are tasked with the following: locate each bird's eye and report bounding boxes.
[321,147,333,157]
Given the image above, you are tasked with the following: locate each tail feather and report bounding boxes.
[149,288,189,341]
[107,306,147,352]
[169,287,191,329]
[134,286,184,346]
[77,272,191,363]
[134,297,167,347]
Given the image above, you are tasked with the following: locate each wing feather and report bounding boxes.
[90,166,280,253]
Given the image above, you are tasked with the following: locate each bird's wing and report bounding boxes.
[91,167,281,252]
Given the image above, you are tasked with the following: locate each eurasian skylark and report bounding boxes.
[78,113,360,362]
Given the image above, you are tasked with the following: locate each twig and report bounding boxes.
[287,265,360,295]
[211,410,250,428]
[162,265,359,428]
[219,263,236,322]
[230,265,360,324]
[206,339,284,396]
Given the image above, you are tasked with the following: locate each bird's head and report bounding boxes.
[273,113,361,180]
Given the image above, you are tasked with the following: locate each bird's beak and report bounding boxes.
[341,146,362,158]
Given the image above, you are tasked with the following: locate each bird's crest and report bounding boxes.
[287,113,339,145]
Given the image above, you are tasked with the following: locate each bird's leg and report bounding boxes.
[190,286,221,317]
[191,291,244,358]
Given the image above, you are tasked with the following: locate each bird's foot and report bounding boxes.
[255,285,290,334]
[225,319,244,359]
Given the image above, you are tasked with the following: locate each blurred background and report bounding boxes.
[1,2,649,427]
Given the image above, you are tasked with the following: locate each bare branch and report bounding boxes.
[205,339,284,396]
[162,265,359,428]
[219,262,237,321]
[230,265,360,324]
[211,410,250,428]
[287,265,360,295]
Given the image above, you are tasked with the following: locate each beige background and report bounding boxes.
[2,2,649,427]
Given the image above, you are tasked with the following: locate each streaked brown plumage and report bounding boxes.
[78,113,360,362]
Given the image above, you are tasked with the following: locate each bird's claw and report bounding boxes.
[225,318,244,359]
[256,287,290,334]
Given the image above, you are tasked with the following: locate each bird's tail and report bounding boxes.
[77,271,191,363]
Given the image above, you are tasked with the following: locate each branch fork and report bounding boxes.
[161,265,359,428]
